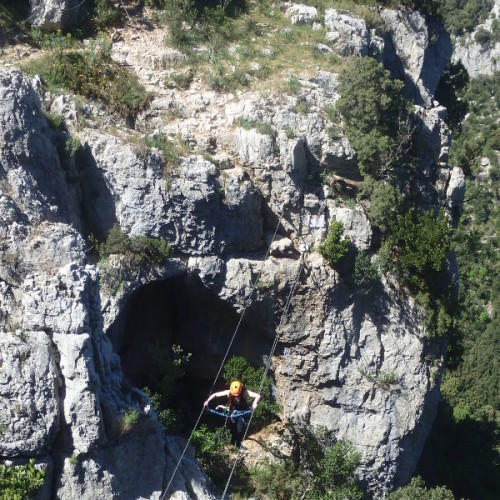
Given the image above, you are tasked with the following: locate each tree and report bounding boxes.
[336,58,413,179]
[389,476,455,499]
[318,221,350,269]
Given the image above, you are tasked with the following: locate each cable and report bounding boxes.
[221,254,305,499]
[160,218,282,499]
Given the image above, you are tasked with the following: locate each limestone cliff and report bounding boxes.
[0,3,466,499]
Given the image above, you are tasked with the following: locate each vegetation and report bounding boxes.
[223,356,281,429]
[389,476,455,499]
[120,408,140,433]
[318,221,350,268]
[417,72,500,499]
[96,224,171,267]
[252,426,362,500]
[0,459,45,500]
[336,58,413,180]
[143,343,191,433]
[23,36,149,120]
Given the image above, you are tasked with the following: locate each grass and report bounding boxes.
[120,409,140,433]
[158,0,346,93]
[22,39,149,120]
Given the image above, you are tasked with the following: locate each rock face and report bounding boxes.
[30,0,88,31]
[452,0,500,77]
[0,3,462,499]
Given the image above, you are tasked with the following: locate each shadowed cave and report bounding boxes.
[109,274,274,415]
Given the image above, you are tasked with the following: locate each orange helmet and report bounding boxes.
[230,380,243,396]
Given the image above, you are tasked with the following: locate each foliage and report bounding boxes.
[439,0,494,35]
[23,38,148,120]
[97,224,171,267]
[449,73,500,176]
[376,370,400,391]
[353,250,379,295]
[91,0,121,30]
[417,68,500,499]
[235,117,274,136]
[389,476,455,499]
[223,356,280,429]
[120,409,140,433]
[145,133,189,176]
[380,210,450,292]
[336,58,412,180]
[0,459,45,500]
[318,221,350,268]
[252,426,362,500]
[362,177,399,232]
[143,344,191,433]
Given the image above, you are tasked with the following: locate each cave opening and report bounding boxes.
[110,274,274,428]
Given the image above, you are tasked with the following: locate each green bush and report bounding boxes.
[23,41,148,120]
[97,224,171,267]
[252,426,362,500]
[121,409,140,433]
[336,58,412,179]
[381,210,450,292]
[389,476,455,499]
[362,177,399,232]
[318,221,350,268]
[353,250,379,294]
[0,459,45,500]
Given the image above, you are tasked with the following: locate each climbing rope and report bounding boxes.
[161,218,282,499]
[221,253,305,499]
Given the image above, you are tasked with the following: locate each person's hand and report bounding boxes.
[252,401,258,411]
[204,400,209,409]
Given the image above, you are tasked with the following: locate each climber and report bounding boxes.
[204,380,260,447]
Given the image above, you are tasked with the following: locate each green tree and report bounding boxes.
[318,221,350,269]
[389,476,455,499]
[336,58,412,179]
[252,425,362,500]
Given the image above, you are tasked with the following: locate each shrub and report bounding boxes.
[389,476,455,499]
[336,58,412,179]
[362,177,399,233]
[23,42,148,120]
[353,250,379,294]
[381,210,450,292]
[121,409,140,433]
[97,224,171,267]
[252,426,362,500]
[376,370,400,391]
[318,221,350,268]
[0,458,45,500]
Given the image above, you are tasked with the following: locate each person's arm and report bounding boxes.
[246,389,261,410]
[204,389,230,408]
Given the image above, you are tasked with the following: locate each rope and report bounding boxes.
[160,218,282,499]
[208,408,252,419]
[221,254,305,499]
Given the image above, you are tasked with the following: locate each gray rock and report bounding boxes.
[30,0,88,31]
[285,4,318,25]
[380,8,452,106]
[324,9,371,56]
[452,0,500,77]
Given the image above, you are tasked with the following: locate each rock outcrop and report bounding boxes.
[0,2,463,499]
[452,0,500,77]
[30,0,88,31]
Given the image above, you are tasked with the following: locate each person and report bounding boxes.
[204,380,260,447]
